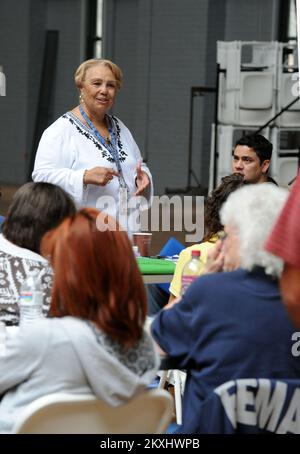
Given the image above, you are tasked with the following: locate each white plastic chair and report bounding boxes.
[217,41,278,126]
[269,127,299,186]
[158,369,186,425]
[12,389,173,434]
[276,72,300,127]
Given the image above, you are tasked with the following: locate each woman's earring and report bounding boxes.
[79,92,84,103]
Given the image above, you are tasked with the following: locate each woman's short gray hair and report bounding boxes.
[74,59,123,89]
[220,183,289,277]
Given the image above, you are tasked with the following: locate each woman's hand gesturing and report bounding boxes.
[84,167,119,186]
[135,161,150,196]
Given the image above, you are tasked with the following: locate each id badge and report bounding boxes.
[119,187,128,215]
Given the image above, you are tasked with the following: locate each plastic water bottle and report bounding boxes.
[181,250,204,295]
[18,270,44,326]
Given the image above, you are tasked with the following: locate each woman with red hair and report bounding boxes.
[0,208,159,433]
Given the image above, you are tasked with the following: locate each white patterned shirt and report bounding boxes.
[0,234,52,325]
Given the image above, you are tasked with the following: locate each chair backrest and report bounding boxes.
[217,41,278,126]
[12,389,173,434]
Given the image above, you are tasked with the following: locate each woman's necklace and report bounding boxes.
[79,106,116,151]
[92,119,110,143]
[79,107,110,142]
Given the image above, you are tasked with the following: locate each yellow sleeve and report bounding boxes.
[169,248,191,298]
[169,242,216,298]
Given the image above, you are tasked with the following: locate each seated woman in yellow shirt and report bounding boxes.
[169,174,244,300]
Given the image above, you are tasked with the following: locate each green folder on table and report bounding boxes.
[137,257,176,275]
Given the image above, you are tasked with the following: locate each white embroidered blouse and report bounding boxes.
[32,113,153,224]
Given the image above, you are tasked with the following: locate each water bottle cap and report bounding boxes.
[191,250,201,258]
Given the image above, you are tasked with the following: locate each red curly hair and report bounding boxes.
[41,208,147,348]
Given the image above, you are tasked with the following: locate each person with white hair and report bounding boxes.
[219,183,285,277]
[151,183,300,434]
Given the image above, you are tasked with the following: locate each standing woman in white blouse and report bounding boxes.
[32,59,153,227]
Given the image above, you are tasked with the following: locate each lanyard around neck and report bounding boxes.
[79,105,128,190]
[80,106,119,166]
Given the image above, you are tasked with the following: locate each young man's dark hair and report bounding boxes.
[235,134,273,164]
[232,134,277,184]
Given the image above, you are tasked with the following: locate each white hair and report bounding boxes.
[220,183,289,278]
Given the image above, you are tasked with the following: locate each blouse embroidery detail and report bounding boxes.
[86,321,156,376]
[63,113,128,164]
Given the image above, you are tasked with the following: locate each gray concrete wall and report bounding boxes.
[45,0,83,118]
[0,0,281,190]
[103,0,212,194]
[103,0,279,194]
[0,0,32,183]
[225,0,280,41]
[0,0,83,184]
